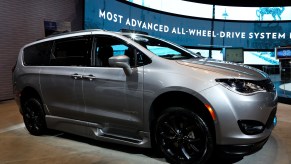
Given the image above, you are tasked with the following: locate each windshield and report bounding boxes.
[123,34,203,60]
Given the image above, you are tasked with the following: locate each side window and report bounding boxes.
[147,45,181,57]
[94,35,151,67]
[51,36,92,66]
[23,41,53,66]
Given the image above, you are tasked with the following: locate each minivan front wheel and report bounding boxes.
[22,97,47,136]
[154,107,214,164]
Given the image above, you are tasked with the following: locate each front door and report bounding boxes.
[82,35,144,135]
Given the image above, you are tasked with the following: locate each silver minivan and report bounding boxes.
[13,29,277,164]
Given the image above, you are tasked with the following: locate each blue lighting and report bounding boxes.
[273,116,277,126]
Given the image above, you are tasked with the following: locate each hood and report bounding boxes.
[177,58,269,80]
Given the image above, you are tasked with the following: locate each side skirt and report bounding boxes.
[45,115,151,148]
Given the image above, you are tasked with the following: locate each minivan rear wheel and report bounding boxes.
[22,97,47,136]
[154,107,214,164]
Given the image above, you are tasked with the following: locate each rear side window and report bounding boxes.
[51,36,92,66]
[23,41,53,66]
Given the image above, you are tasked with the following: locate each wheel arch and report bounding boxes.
[149,91,216,142]
[19,86,43,114]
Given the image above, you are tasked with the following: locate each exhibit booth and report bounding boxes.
[264,47,291,100]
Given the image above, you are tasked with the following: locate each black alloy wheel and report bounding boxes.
[155,107,214,164]
[22,97,47,136]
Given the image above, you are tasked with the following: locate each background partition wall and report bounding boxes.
[0,0,83,101]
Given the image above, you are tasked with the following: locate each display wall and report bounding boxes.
[85,0,291,65]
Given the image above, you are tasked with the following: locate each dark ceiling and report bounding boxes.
[184,0,291,7]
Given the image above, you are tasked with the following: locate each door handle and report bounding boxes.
[83,74,97,81]
[71,73,83,80]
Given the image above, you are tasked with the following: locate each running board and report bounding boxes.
[46,115,151,148]
[90,127,151,147]
[101,130,142,144]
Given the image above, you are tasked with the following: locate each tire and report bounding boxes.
[154,107,214,164]
[22,97,47,136]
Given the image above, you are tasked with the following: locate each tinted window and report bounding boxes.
[23,41,53,66]
[51,36,92,66]
[94,35,151,67]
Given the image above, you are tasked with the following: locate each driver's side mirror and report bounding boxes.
[109,56,132,76]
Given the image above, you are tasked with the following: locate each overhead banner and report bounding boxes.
[84,0,291,50]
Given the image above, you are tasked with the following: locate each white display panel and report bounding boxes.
[223,48,244,63]
[127,0,213,18]
[215,6,291,21]
[127,0,291,21]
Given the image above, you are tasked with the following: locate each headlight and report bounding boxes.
[215,79,269,94]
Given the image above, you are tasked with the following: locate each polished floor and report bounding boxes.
[0,100,291,164]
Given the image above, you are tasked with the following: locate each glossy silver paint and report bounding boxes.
[13,30,277,150]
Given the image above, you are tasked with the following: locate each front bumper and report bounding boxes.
[216,136,269,157]
[200,84,277,146]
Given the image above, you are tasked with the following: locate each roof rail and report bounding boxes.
[36,29,104,41]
